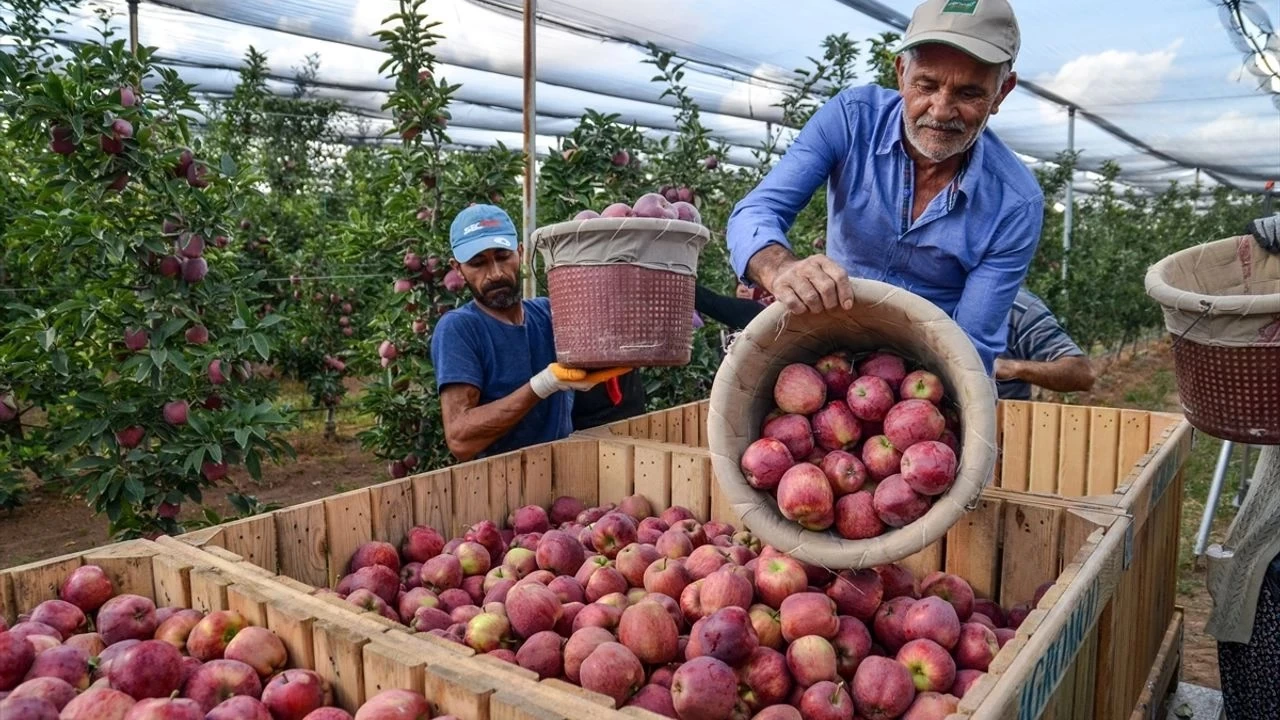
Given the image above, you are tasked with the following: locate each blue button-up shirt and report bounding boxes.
[726,84,1045,373]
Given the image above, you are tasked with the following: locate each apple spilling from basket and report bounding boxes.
[738,350,961,540]
[0,565,457,720]
[570,192,702,224]
[325,497,1050,719]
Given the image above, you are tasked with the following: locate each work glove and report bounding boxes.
[1248,215,1280,254]
[530,363,631,399]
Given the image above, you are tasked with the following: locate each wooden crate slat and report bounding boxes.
[493,454,523,523]
[452,461,491,539]
[1086,408,1121,494]
[900,538,945,579]
[648,412,668,445]
[664,408,684,444]
[944,498,1004,601]
[323,490,374,587]
[1000,401,1032,491]
[363,638,425,698]
[151,553,194,609]
[1056,406,1091,498]
[220,514,279,574]
[669,451,711,522]
[597,440,636,506]
[7,552,84,613]
[698,401,710,448]
[82,540,159,598]
[412,470,454,539]
[682,403,701,446]
[522,445,554,509]
[313,619,369,713]
[708,473,738,526]
[370,478,414,548]
[998,504,1063,608]
[264,600,317,670]
[551,440,599,509]
[632,445,673,513]
[227,583,271,627]
[1117,410,1153,485]
[1029,402,1063,494]
[190,567,232,613]
[274,500,329,588]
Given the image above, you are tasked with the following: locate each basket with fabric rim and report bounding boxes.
[1144,234,1280,445]
[705,278,999,569]
[532,217,710,369]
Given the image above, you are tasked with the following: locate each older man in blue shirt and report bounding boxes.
[727,0,1044,373]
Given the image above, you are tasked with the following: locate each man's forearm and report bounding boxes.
[446,385,543,461]
[745,243,799,291]
[1001,357,1095,393]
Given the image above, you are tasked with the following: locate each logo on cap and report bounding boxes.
[942,0,979,13]
[464,219,503,234]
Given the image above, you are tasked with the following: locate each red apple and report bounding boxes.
[505,581,562,639]
[740,437,795,491]
[972,599,1007,628]
[181,658,262,713]
[754,555,807,610]
[762,414,815,461]
[902,691,959,720]
[884,400,946,451]
[690,606,758,666]
[591,512,638,559]
[619,600,680,665]
[260,670,330,720]
[348,541,400,574]
[59,687,135,719]
[786,635,838,688]
[920,572,975,621]
[994,627,1016,648]
[799,679,856,720]
[107,639,182,699]
[857,352,908,387]
[954,622,1000,671]
[861,435,903,481]
[897,638,956,693]
[550,496,587,525]
[187,610,246,661]
[774,364,827,415]
[509,505,550,534]
[207,696,271,720]
[852,655,915,720]
[951,669,985,699]
[748,604,784,650]
[873,474,930,528]
[872,596,916,653]
[353,689,430,720]
[777,463,835,531]
[514,630,563,679]
[27,601,85,639]
[900,441,957,496]
[814,352,856,398]
[901,596,961,651]
[452,541,491,577]
[154,609,203,653]
[845,375,896,422]
[59,565,114,613]
[820,450,867,497]
[670,656,738,720]
[535,531,586,577]
[223,626,287,678]
[825,569,883,622]
[95,594,157,645]
[900,370,944,405]
[563,627,614,683]
[834,491,886,541]
[876,564,920,600]
[779,592,839,642]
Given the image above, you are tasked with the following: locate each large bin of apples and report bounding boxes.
[707,278,999,570]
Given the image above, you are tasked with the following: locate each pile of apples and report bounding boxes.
[739,350,962,540]
[328,496,1047,720]
[0,565,456,720]
[570,192,702,225]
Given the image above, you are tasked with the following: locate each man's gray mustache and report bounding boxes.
[916,117,965,132]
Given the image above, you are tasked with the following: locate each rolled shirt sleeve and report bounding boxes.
[952,198,1045,373]
[726,96,852,284]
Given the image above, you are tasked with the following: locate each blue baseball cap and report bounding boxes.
[449,204,519,263]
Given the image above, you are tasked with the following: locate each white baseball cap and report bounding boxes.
[898,0,1021,65]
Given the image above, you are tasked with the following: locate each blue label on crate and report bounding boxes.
[1017,573,1102,720]
[1148,429,1190,513]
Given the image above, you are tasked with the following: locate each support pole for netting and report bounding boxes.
[127,0,139,55]
[521,0,539,299]
[1062,106,1075,282]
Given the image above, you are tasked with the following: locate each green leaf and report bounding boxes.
[245,450,262,481]
[36,327,56,351]
[220,153,237,177]
[234,428,251,448]
[251,334,269,362]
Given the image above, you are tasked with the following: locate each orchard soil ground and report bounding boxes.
[0,339,1231,688]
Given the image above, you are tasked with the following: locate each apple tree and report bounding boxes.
[0,7,293,537]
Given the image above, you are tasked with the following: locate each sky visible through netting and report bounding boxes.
[7,0,1280,195]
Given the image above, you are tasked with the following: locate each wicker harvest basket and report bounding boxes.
[532,217,710,369]
[706,278,999,569]
[1144,234,1280,445]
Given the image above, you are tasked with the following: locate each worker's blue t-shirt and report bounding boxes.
[430,297,573,457]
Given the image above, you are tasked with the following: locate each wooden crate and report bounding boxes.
[0,538,652,720]
[170,426,1188,720]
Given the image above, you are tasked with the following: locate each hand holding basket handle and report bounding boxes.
[530,363,631,399]
[1248,215,1280,254]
